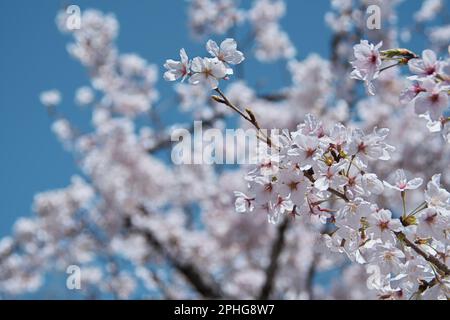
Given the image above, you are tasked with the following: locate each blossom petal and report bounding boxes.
[314,177,329,191]
[406,178,423,190]
[206,40,220,57]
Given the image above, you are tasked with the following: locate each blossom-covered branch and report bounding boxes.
[350,40,450,137]
[2,0,450,301]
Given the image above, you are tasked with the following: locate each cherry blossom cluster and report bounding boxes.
[401,50,450,122]
[247,0,296,61]
[4,7,343,300]
[350,39,450,135]
[411,0,450,53]
[187,0,295,62]
[235,114,450,299]
[164,38,245,90]
[235,114,393,225]
[56,9,159,118]
[188,0,245,38]
[2,0,450,300]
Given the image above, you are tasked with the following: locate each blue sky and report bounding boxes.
[0,0,429,237]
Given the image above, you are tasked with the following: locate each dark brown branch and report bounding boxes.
[149,269,176,300]
[257,92,288,102]
[396,232,450,276]
[306,253,320,300]
[304,166,449,277]
[258,217,291,300]
[127,211,225,299]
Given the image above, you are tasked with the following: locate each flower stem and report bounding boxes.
[401,191,407,217]
[379,62,402,73]
[407,201,428,217]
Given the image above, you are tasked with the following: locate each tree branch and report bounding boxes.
[258,217,291,300]
[127,210,226,299]
[396,232,450,276]
[304,168,449,277]
[306,253,320,300]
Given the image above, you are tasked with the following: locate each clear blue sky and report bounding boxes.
[0,1,428,237]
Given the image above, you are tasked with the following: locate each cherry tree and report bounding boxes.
[1,0,449,300]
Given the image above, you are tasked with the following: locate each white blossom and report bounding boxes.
[206,38,245,73]
[383,169,423,192]
[189,57,227,89]
[350,40,383,95]
[75,86,95,106]
[40,90,61,107]
[366,209,403,243]
[413,79,449,121]
[408,50,441,79]
[164,49,190,82]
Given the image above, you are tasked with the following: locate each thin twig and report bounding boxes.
[213,87,275,148]
[214,88,252,122]
[379,62,402,73]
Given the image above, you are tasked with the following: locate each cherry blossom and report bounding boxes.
[400,82,426,105]
[413,79,449,121]
[425,174,450,214]
[164,39,244,90]
[247,0,296,62]
[383,169,423,192]
[367,242,406,274]
[39,90,62,107]
[366,209,403,243]
[350,40,449,133]
[314,162,347,192]
[350,40,383,95]
[416,208,448,239]
[414,0,443,23]
[189,57,227,89]
[206,38,245,73]
[288,133,320,171]
[75,86,95,106]
[408,49,441,78]
[187,0,244,38]
[163,49,190,82]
